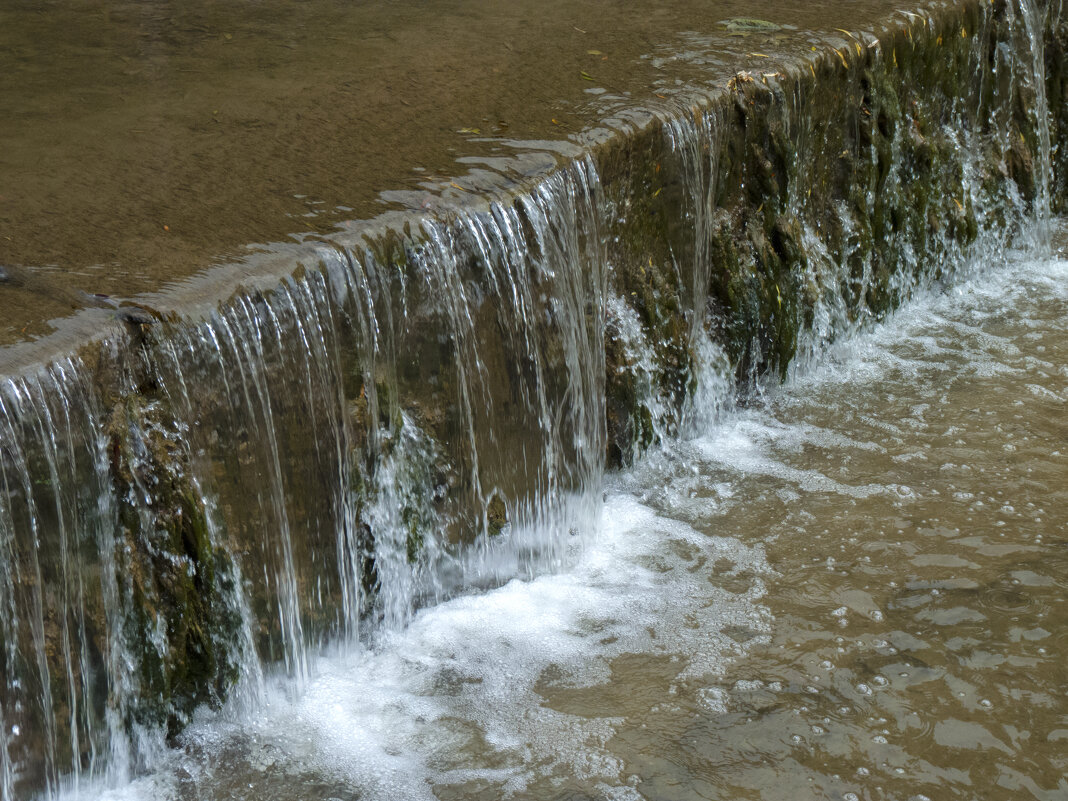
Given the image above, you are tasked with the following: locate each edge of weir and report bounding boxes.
[0,0,1040,380]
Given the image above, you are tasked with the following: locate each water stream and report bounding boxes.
[0,0,1063,798]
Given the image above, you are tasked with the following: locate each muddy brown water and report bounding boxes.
[1,0,920,349]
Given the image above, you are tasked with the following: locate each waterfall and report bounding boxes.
[0,0,1061,797]
[0,362,132,796]
[1018,0,1055,249]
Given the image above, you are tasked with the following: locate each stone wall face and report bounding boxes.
[599,0,1065,463]
[1,1,1064,795]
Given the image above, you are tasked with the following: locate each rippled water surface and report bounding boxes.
[598,251,1068,801]
[0,0,904,348]
[91,247,1066,801]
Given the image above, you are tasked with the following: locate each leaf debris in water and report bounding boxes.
[580,71,595,81]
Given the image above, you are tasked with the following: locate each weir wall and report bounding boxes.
[0,0,1065,795]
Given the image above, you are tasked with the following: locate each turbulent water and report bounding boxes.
[52,232,1063,801]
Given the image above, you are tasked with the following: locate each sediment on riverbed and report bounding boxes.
[0,0,1064,796]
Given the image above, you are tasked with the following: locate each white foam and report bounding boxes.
[692,418,892,499]
[78,493,769,801]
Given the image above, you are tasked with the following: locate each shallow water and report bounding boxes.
[72,242,1066,801]
[0,0,908,349]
